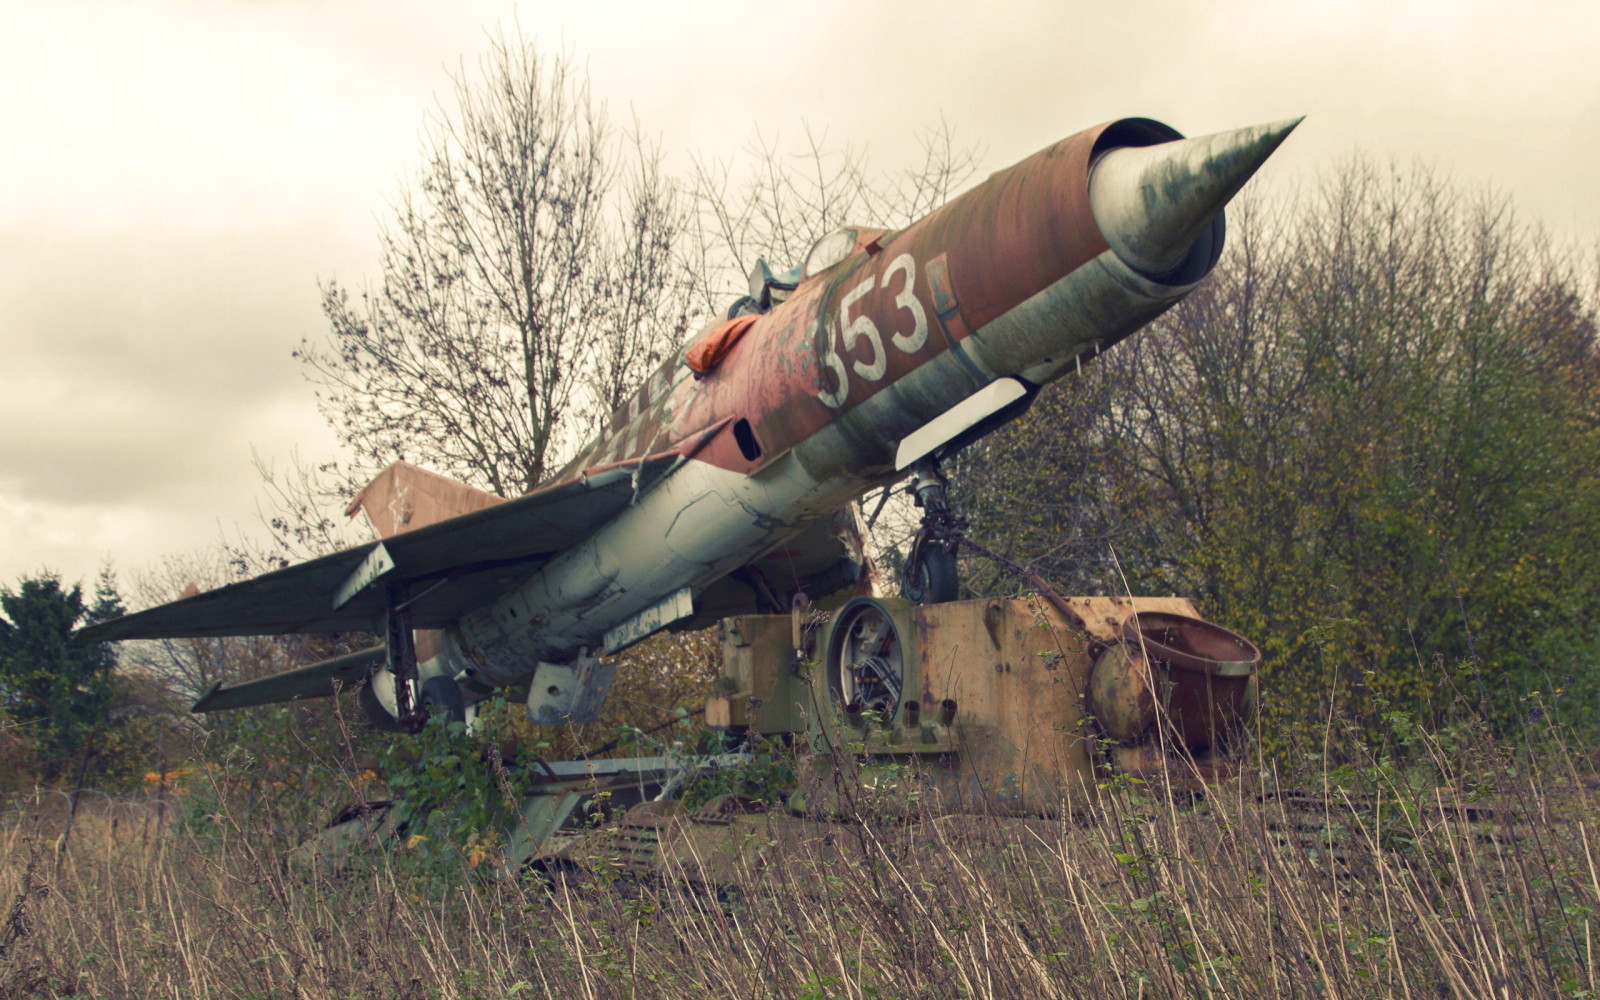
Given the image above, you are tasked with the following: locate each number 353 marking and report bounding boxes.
[817,253,928,409]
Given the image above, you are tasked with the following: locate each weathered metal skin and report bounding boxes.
[667,118,1183,481]
[89,115,1299,725]
[439,116,1299,692]
[790,595,1255,818]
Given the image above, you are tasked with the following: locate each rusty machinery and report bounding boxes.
[294,594,1262,878]
[704,594,1260,818]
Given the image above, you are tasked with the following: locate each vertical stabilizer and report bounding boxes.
[346,461,507,539]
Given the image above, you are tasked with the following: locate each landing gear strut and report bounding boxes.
[901,457,965,605]
[382,583,466,731]
[385,584,429,732]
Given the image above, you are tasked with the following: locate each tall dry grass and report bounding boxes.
[3,720,1599,999]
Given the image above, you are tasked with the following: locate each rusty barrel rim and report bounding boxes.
[1121,611,1261,677]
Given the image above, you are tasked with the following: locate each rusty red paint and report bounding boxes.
[548,120,1191,484]
[674,121,1138,476]
[1121,611,1261,676]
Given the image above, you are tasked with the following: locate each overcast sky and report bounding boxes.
[2,0,1595,598]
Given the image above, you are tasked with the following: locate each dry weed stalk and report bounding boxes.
[1,723,1598,999]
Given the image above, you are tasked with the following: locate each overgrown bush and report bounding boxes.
[959,163,1600,753]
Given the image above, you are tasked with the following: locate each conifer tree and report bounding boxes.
[0,570,124,775]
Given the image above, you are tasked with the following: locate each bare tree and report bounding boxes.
[685,120,980,317]
[279,43,976,575]
[588,126,695,417]
[297,33,691,503]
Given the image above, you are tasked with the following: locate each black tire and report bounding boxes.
[419,675,467,725]
[902,545,959,604]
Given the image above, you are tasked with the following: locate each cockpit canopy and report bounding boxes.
[802,227,859,279]
[745,258,800,312]
[734,227,878,318]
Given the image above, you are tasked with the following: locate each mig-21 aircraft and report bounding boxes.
[82,115,1301,733]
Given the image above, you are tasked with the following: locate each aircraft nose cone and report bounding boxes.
[1089,116,1303,278]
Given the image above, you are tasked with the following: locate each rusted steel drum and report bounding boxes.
[1086,642,1156,743]
[1087,613,1261,750]
[1121,612,1260,676]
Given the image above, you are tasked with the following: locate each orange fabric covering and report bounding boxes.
[685,314,759,374]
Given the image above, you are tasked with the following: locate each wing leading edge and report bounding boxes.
[189,646,386,713]
[81,455,681,642]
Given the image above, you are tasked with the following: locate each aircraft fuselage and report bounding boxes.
[441,116,1299,697]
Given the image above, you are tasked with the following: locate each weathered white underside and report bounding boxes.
[423,245,1201,709]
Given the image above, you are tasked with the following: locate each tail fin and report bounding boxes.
[346,461,506,539]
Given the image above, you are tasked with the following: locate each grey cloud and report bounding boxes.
[0,224,341,509]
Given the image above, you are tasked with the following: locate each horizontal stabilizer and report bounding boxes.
[191,646,385,713]
[81,454,682,641]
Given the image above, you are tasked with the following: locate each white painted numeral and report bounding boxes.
[818,332,850,409]
[815,253,929,408]
[882,254,927,353]
[840,278,886,382]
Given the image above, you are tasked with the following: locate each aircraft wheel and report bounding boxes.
[903,545,959,605]
[828,597,907,719]
[420,676,467,725]
[357,678,406,732]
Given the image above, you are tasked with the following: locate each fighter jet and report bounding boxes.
[82,115,1302,731]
